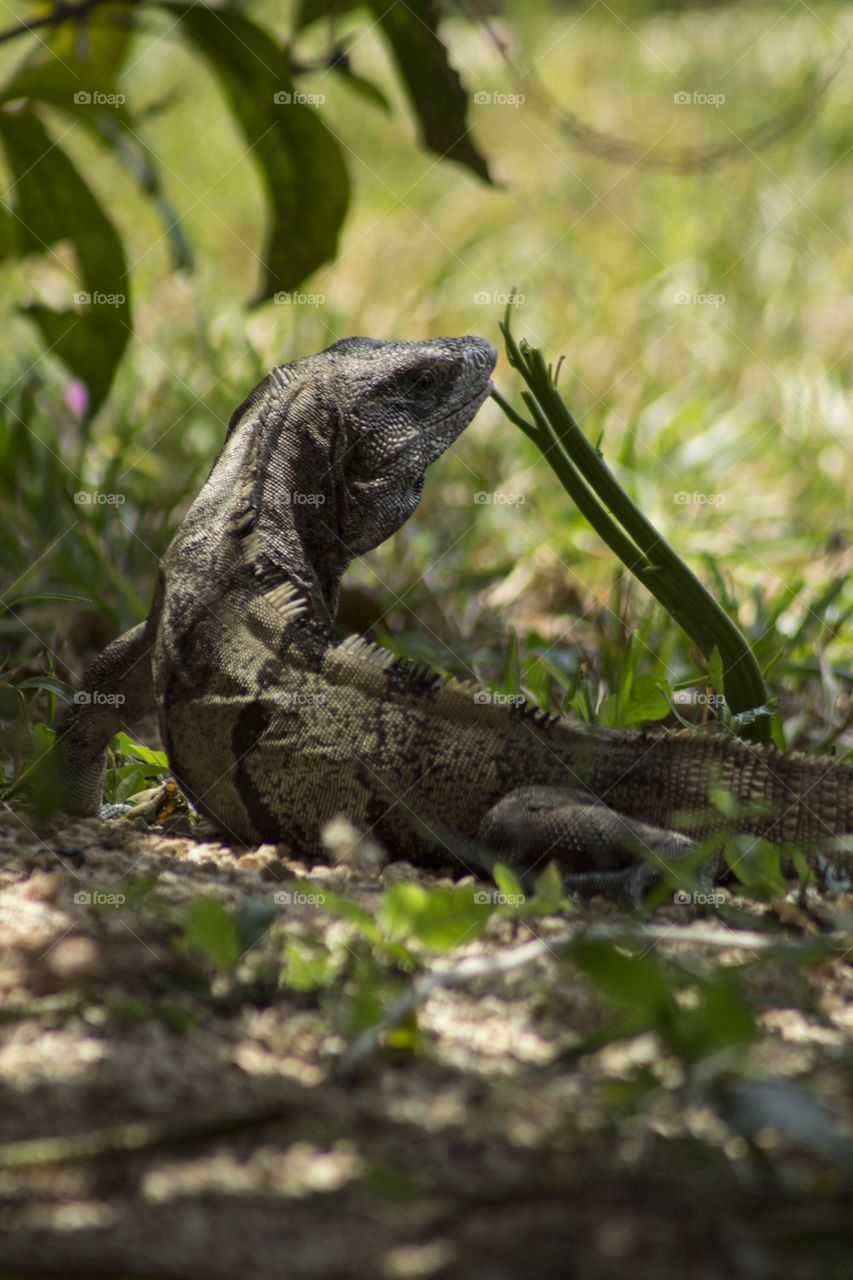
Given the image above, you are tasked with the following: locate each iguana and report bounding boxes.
[54,336,852,894]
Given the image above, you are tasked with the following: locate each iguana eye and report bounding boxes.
[412,367,439,394]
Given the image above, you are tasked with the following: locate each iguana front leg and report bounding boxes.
[54,622,154,816]
[478,785,698,900]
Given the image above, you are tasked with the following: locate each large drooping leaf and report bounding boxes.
[2,0,134,115]
[0,108,130,417]
[169,3,350,299]
[366,0,491,182]
[1,3,191,272]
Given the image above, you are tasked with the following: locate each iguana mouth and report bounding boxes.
[436,378,493,424]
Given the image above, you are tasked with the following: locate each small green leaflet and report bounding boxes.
[382,883,492,952]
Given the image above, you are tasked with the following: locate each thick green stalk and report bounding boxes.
[495,315,771,743]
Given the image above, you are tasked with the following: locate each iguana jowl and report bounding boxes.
[56,336,852,890]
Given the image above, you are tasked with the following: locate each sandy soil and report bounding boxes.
[1,805,852,1279]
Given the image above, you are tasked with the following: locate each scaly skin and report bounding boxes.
[55,336,853,887]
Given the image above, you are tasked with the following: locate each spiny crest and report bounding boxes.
[666,726,835,768]
[260,580,305,622]
[238,530,263,569]
[269,365,295,392]
[226,369,300,566]
[243,579,306,645]
[509,700,562,729]
[337,634,398,670]
[387,657,443,697]
[445,675,487,699]
[224,373,275,445]
[331,633,567,723]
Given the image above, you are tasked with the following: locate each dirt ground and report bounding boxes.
[1,805,852,1280]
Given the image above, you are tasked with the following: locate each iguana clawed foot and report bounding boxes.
[478,785,702,907]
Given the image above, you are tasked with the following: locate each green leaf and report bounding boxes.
[105,762,150,804]
[1,5,193,275]
[623,673,671,726]
[171,4,350,298]
[121,870,162,909]
[0,109,130,416]
[493,862,526,903]
[112,732,169,770]
[335,955,402,1038]
[281,937,340,992]
[669,974,757,1063]
[722,836,788,898]
[570,940,673,1017]
[532,861,564,912]
[1,2,134,117]
[366,0,491,182]
[11,675,73,700]
[382,883,492,952]
[30,723,56,756]
[303,886,381,942]
[182,898,241,974]
[333,66,392,114]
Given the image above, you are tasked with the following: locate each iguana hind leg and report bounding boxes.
[478,785,698,901]
[54,622,154,816]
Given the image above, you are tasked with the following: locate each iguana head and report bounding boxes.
[215,335,496,628]
[309,334,497,554]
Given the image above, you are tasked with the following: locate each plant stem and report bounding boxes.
[495,311,771,743]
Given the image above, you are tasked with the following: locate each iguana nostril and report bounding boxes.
[464,341,497,372]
